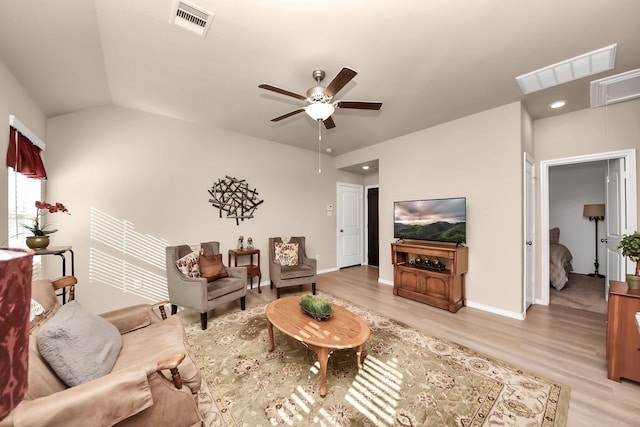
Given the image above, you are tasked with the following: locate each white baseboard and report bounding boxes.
[378,278,393,287]
[257,269,525,320]
[465,300,525,320]
[381,277,525,320]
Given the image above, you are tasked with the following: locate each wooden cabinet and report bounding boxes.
[606,281,640,382]
[391,242,468,312]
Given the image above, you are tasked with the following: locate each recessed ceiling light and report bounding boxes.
[325,148,333,153]
[549,100,566,109]
[515,44,617,94]
[362,165,370,170]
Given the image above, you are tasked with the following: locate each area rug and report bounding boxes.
[187,292,570,426]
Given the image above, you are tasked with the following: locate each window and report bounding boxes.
[8,167,42,246]
[7,116,48,277]
[8,167,43,276]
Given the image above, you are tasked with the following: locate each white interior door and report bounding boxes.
[605,158,625,296]
[337,183,363,268]
[524,154,536,311]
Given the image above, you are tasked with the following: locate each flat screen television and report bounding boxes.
[394,197,466,244]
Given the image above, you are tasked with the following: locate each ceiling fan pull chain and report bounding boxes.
[318,119,322,174]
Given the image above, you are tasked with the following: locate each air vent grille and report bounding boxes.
[591,69,640,107]
[172,1,214,38]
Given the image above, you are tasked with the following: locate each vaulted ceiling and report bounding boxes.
[1,0,639,155]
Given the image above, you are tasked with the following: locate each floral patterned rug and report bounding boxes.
[187,292,570,426]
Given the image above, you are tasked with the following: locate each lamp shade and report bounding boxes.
[305,102,335,121]
[583,204,605,218]
[0,248,34,419]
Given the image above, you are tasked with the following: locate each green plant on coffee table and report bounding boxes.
[618,231,640,277]
[299,294,333,321]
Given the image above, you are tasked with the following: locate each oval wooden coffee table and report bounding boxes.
[266,296,371,397]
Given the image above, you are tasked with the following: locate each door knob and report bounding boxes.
[340,229,344,232]
[601,238,608,243]
[526,241,533,246]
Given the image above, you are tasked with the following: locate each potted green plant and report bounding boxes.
[299,294,333,321]
[618,231,640,290]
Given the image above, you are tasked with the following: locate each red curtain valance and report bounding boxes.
[6,126,47,180]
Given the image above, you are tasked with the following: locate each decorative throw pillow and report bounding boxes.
[175,251,201,278]
[275,242,299,266]
[37,301,122,387]
[549,227,560,245]
[199,253,229,282]
[30,299,45,322]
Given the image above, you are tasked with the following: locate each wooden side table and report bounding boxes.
[228,249,262,292]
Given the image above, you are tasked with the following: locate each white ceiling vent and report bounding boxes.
[171,1,214,38]
[591,69,640,107]
[516,44,617,94]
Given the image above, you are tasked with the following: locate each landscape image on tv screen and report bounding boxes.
[394,198,466,243]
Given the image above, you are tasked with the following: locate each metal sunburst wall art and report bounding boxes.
[208,176,264,225]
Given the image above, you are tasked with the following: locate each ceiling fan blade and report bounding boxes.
[325,67,357,97]
[323,116,336,129]
[271,109,305,122]
[336,100,382,110]
[259,84,307,101]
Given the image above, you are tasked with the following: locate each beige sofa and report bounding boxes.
[0,277,202,427]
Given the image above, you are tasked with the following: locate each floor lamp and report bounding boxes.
[583,204,605,278]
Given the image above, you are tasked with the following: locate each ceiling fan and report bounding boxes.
[258,67,382,129]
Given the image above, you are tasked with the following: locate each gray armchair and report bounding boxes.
[166,241,246,330]
[268,236,317,298]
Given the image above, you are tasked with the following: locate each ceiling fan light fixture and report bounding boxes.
[305,102,335,121]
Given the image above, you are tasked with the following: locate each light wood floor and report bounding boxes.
[189,266,640,426]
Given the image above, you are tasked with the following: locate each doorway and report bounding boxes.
[540,149,637,305]
[548,160,607,313]
[366,186,379,266]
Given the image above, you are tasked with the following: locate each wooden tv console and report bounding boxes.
[391,241,468,313]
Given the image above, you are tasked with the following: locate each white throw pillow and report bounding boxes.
[275,242,299,266]
[175,251,201,278]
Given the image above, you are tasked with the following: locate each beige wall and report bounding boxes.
[45,105,359,313]
[338,102,526,316]
[0,60,46,244]
[533,98,640,297]
[364,172,379,187]
[521,105,534,155]
[7,46,636,318]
